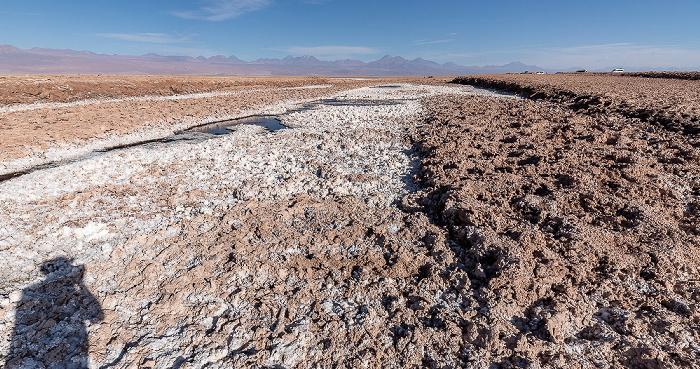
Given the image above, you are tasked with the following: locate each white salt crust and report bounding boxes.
[0,83,508,307]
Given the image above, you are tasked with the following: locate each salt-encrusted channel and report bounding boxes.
[0,84,507,334]
[0,89,330,178]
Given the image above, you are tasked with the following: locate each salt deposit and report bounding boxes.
[0,83,507,367]
[0,82,503,298]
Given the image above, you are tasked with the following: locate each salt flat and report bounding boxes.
[5,73,697,368]
[0,83,506,367]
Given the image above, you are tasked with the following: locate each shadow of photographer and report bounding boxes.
[5,257,103,368]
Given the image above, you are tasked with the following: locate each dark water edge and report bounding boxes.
[188,116,286,135]
[1,96,410,183]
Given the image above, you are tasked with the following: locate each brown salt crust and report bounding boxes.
[623,71,700,81]
[82,195,451,367]
[0,75,333,105]
[404,94,700,367]
[452,74,700,136]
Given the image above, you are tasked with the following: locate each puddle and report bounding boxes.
[1,116,288,183]
[189,116,286,135]
[0,134,210,183]
[1,88,409,183]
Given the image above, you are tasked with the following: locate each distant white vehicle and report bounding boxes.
[612,68,624,73]
[536,71,545,74]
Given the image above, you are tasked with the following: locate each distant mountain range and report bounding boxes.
[0,45,545,76]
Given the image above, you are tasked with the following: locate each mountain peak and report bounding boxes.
[227,55,246,63]
[413,57,440,66]
[202,54,247,64]
[282,55,321,64]
[0,45,23,54]
[378,54,406,61]
[208,55,229,63]
[369,55,411,69]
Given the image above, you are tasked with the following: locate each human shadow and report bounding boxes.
[5,257,103,369]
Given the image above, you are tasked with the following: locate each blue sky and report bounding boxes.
[2,0,700,70]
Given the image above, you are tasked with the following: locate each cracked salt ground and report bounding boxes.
[0,84,509,367]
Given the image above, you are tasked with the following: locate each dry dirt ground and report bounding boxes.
[1,75,699,369]
[454,73,700,136]
[407,94,700,368]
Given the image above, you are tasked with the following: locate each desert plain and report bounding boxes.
[0,73,699,368]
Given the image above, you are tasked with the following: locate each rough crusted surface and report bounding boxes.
[622,71,700,81]
[452,74,700,135]
[0,75,328,105]
[405,95,700,368]
[0,84,506,368]
[2,77,699,368]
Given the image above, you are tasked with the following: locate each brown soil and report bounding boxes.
[0,75,326,105]
[0,75,449,106]
[622,71,700,81]
[76,90,700,368]
[403,94,700,367]
[453,74,700,135]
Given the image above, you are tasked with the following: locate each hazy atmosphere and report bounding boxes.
[2,0,700,70]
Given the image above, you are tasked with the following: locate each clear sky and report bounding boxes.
[2,0,700,70]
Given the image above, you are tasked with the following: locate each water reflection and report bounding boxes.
[189,116,286,135]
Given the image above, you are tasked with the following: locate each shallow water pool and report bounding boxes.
[188,116,286,134]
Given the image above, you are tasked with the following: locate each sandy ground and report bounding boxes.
[1,74,699,368]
